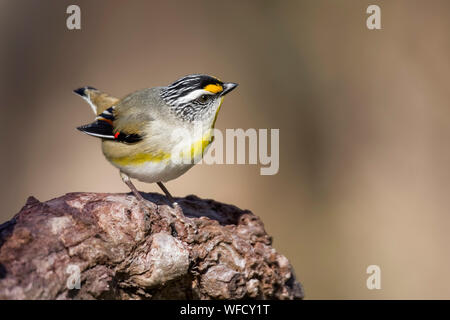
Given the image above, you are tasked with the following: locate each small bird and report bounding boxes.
[74,74,238,205]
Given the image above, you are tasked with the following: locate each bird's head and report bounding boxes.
[160,74,238,122]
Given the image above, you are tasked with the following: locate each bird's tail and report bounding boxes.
[73,86,119,116]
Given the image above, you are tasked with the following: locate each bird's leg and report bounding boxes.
[157,181,176,204]
[156,181,197,233]
[120,171,151,205]
[120,172,157,222]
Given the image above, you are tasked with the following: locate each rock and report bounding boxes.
[0,192,304,300]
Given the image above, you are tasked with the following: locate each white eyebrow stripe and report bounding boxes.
[175,89,214,104]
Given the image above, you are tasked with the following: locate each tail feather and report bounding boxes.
[73,86,119,115]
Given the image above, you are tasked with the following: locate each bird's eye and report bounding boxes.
[197,94,209,103]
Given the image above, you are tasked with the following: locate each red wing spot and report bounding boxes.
[114,132,120,139]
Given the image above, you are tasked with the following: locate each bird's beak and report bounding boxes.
[221,82,238,96]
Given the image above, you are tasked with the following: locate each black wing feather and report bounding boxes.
[77,107,142,143]
[77,120,115,139]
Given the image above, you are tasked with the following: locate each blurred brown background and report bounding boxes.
[1,0,450,299]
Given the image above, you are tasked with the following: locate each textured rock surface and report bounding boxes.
[0,192,304,300]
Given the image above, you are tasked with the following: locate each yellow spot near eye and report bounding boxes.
[204,84,223,93]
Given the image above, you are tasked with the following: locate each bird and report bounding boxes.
[74,74,238,206]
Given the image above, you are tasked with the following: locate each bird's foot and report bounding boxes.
[169,201,197,234]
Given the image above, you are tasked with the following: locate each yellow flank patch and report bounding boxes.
[111,151,171,166]
[110,99,225,167]
[181,130,214,161]
[110,131,216,167]
[204,84,223,94]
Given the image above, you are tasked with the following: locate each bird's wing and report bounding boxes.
[77,88,164,144]
[77,106,143,143]
[110,88,161,136]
